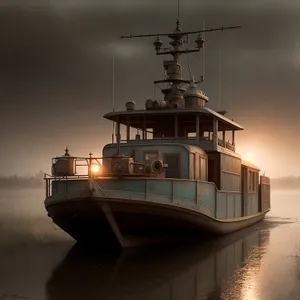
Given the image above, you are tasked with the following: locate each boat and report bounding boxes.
[44,15,271,248]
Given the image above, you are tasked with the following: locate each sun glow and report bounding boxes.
[237,142,264,167]
[242,151,257,163]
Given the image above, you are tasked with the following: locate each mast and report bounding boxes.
[112,55,115,144]
[121,21,242,109]
[201,20,206,85]
[218,51,221,111]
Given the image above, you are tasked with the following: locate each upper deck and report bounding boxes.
[104,106,243,131]
[104,106,243,153]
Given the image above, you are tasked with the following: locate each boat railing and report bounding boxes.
[44,153,153,197]
[218,138,235,151]
[44,173,91,198]
[119,136,235,151]
[120,136,211,142]
[44,155,106,198]
[120,137,214,148]
[45,176,243,219]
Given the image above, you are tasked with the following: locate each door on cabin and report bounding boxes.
[164,154,180,178]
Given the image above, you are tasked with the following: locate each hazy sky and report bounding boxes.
[1,0,300,177]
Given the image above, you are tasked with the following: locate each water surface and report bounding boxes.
[0,188,299,300]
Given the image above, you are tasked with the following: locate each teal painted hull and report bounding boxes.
[45,177,269,248]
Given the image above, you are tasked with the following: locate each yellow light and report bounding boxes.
[91,164,100,173]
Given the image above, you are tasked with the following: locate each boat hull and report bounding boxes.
[45,196,268,248]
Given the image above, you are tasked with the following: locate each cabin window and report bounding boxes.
[144,151,158,162]
[248,171,252,191]
[199,157,207,181]
[200,157,207,181]
[248,170,257,192]
[203,131,210,139]
[185,126,196,138]
[164,154,180,178]
[208,158,215,183]
[190,153,195,179]
[255,172,259,189]
[188,132,196,138]
[147,129,153,140]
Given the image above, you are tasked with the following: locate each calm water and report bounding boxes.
[0,189,300,300]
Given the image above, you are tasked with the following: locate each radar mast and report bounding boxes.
[121,8,242,109]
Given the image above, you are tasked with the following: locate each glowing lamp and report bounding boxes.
[91,164,100,174]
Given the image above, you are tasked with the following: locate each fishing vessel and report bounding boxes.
[44,16,271,248]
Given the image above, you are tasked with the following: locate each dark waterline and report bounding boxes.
[0,189,299,300]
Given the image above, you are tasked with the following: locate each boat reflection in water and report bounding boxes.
[46,225,270,300]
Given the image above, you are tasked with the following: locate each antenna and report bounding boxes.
[121,21,242,108]
[112,55,115,144]
[218,51,221,110]
[112,55,115,111]
[202,20,206,83]
[229,50,232,117]
[186,53,194,82]
[120,25,242,39]
[177,0,180,20]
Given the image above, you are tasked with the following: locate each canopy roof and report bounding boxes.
[103,107,244,131]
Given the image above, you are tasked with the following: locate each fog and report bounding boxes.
[0,0,299,177]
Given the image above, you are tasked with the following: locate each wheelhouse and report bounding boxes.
[102,105,247,192]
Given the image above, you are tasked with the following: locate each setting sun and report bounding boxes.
[242,151,256,162]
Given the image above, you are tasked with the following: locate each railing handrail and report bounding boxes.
[121,136,212,142]
[217,138,235,151]
[44,173,91,179]
[44,175,229,198]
